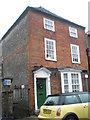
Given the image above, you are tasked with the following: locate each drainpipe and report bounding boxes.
[86,48,90,92]
[85,74,89,92]
[86,48,90,73]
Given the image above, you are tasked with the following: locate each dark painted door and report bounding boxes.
[37,78,46,109]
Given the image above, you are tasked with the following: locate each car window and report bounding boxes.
[44,96,60,106]
[64,95,79,105]
[78,93,90,103]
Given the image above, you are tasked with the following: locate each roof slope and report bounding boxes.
[29,6,85,29]
[2,6,85,40]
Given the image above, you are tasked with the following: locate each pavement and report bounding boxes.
[15,115,38,120]
[0,114,39,120]
[0,117,2,120]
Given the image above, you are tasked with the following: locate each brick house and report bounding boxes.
[1,6,88,117]
[86,31,90,91]
[86,31,90,72]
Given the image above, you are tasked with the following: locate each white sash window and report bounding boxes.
[45,38,57,61]
[71,44,80,64]
[61,72,82,93]
[44,18,55,32]
[69,26,78,38]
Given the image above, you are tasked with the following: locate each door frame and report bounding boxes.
[33,67,51,110]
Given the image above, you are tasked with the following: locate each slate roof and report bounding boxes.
[32,65,58,72]
[2,6,85,40]
[29,6,85,29]
[32,65,83,73]
[57,66,82,72]
[32,6,64,19]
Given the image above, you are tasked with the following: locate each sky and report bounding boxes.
[0,0,89,39]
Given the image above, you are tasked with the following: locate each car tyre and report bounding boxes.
[65,115,78,120]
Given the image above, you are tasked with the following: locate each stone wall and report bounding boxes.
[2,14,29,118]
[2,14,28,90]
[2,87,13,118]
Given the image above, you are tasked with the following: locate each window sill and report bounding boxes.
[45,58,57,62]
[72,62,81,64]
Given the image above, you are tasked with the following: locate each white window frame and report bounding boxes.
[43,18,55,32]
[61,72,82,93]
[69,26,78,38]
[44,38,57,61]
[71,44,80,64]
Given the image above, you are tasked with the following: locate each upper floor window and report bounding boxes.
[44,18,55,32]
[71,44,80,64]
[44,38,56,61]
[69,27,78,38]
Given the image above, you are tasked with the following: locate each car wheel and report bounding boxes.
[65,115,78,120]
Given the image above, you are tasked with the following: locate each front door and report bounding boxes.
[37,78,46,109]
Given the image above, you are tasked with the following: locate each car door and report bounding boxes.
[81,103,88,118]
[61,94,86,119]
[78,93,90,119]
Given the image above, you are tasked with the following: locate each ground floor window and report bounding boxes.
[61,72,82,93]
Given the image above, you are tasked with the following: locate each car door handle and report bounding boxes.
[84,105,88,108]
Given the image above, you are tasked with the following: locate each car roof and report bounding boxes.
[47,92,89,97]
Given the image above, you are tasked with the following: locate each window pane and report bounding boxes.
[71,73,79,92]
[44,96,60,105]
[64,95,79,105]
[69,27,78,38]
[44,18,55,31]
[72,46,78,62]
[64,74,68,84]
[64,85,69,93]
[71,44,80,63]
[45,38,56,60]
[63,73,69,93]
[79,93,90,102]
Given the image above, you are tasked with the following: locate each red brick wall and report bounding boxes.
[28,11,88,70]
[82,73,87,92]
[27,11,88,109]
[50,70,62,94]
